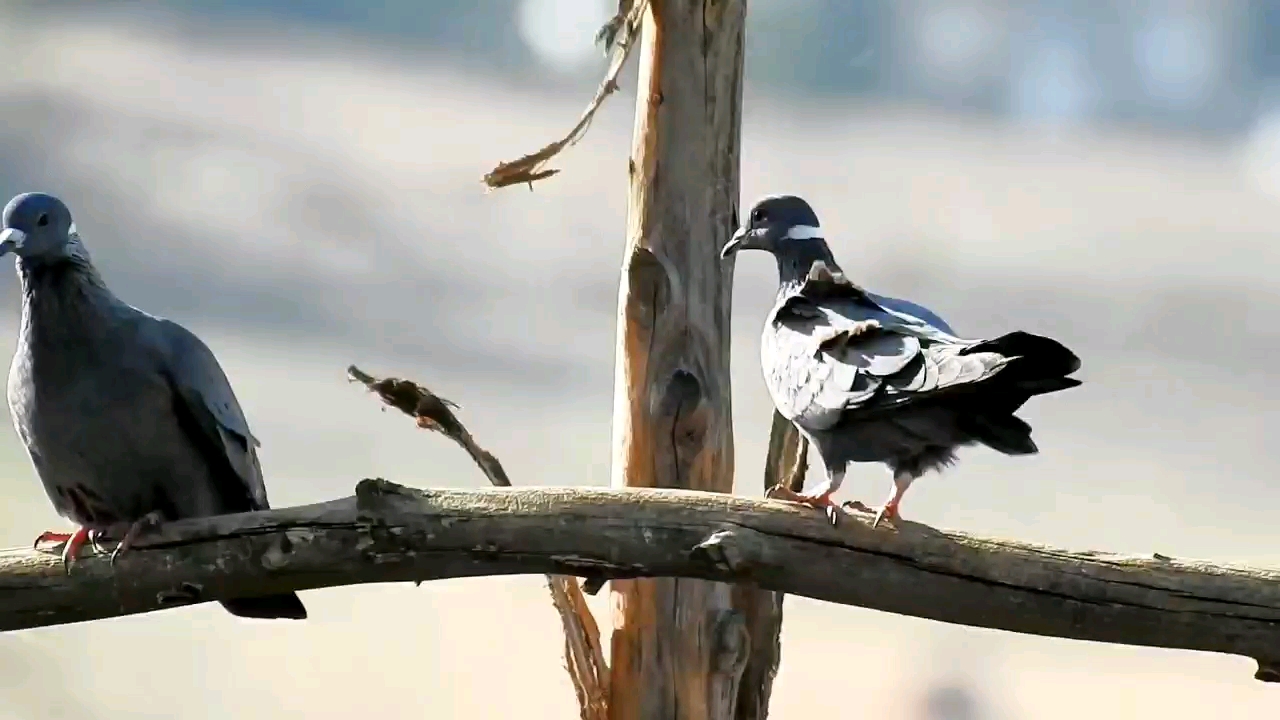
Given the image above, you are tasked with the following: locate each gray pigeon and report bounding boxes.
[0,192,306,619]
[722,194,1081,527]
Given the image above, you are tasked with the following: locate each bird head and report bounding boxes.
[0,192,78,262]
[720,194,823,259]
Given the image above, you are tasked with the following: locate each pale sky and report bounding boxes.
[0,9,1278,720]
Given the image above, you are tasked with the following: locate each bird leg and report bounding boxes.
[871,472,917,529]
[766,468,847,526]
[109,510,166,566]
[32,526,95,574]
[88,529,112,555]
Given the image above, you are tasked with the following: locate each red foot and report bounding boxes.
[767,486,846,526]
[33,527,93,573]
[872,502,901,530]
[33,530,73,548]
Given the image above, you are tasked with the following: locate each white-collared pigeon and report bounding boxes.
[722,194,1081,528]
[0,192,306,619]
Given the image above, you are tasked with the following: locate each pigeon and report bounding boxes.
[722,194,1081,527]
[0,192,307,619]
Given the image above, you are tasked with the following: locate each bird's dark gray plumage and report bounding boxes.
[723,194,1081,527]
[1,192,306,619]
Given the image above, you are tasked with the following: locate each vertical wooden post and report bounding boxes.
[731,413,807,719]
[607,1,755,719]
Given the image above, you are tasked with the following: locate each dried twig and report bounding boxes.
[595,0,632,52]
[550,577,610,720]
[482,0,650,190]
[346,365,610,717]
[346,365,509,487]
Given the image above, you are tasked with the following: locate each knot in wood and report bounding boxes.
[692,528,754,574]
[656,369,709,457]
[261,529,311,570]
[625,247,670,332]
[156,582,203,607]
[355,477,419,515]
[471,542,503,561]
[711,609,751,675]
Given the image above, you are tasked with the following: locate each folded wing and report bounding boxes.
[763,268,1011,432]
[153,319,269,512]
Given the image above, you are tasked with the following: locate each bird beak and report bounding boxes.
[720,226,750,259]
[0,228,26,258]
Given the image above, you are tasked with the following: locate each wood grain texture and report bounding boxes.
[608,0,751,718]
[3,479,1279,686]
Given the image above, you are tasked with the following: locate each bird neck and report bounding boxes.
[17,256,120,343]
[775,238,841,293]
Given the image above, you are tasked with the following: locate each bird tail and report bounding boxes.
[955,331,1081,456]
[959,412,1038,456]
[220,592,308,620]
[962,330,1082,410]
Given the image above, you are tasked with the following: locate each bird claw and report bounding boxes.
[33,527,95,574]
[767,486,846,527]
[871,503,901,530]
[841,500,873,514]
[110,511,166,566]
[88,529,111,555]
[33,530,73,550]
[842,499,902,529]
[824,504,842,527]
[765,484,803,502]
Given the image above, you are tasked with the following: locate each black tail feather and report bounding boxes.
[220,592,308,620]
[959,413,1039,456]
[951,332,1081,456]
[963,330,1082,379]
[1016,376,1083,397]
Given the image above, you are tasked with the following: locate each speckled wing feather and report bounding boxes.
[762,261,1012,432]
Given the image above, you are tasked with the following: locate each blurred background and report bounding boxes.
[0,0,1278,718]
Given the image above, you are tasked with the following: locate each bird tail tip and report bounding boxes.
[220,593,308,620]
[967,330,1082,380]
[963,414,1039,456]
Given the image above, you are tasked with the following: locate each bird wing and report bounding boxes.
[151,318,269,511]
[864,291,956,335]
[763,265,1009,430]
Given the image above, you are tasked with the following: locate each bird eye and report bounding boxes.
[36,214,48,227]
[750,209,767,225]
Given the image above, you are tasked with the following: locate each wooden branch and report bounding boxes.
[609,1,751,718]
[346,366,607,719]
[3,480,1278,686]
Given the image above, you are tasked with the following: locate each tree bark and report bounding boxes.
[5,479,1280,686]
[608,1,751,719]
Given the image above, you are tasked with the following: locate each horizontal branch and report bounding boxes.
[3,480,1279,682]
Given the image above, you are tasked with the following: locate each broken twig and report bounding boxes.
[346,364,610,717]
[482,0,650,190]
